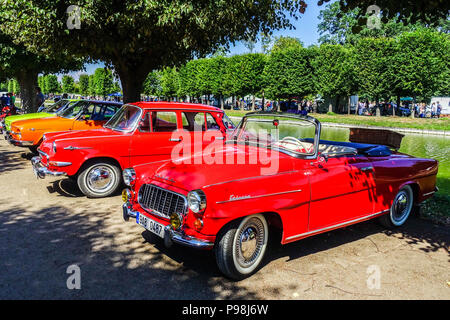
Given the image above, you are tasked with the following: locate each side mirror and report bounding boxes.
[318,154,328,163]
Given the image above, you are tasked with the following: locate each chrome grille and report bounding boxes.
[138,184,187,219]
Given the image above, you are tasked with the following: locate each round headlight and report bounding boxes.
[123,168,136,186]
[187,190,207,214]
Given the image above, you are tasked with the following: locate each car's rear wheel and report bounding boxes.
[77,160,122,198]
[215,214,268,280]
[379,185,414,228]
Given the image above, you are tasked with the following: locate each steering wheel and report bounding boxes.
[279,136,312,153]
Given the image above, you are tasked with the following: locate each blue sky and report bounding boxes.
[62,1,329,81]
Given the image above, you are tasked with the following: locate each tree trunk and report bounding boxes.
[252,95,256,111]
[347,96,351,115]
[16,70,38,113]
[114,60,151,104]
[261,91,265,112]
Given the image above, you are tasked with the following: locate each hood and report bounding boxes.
[137,143,295,191]
[46,127,124,142]
[5,113,53,129]
[11,116,71,131]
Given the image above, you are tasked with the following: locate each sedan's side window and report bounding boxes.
[151,111,178,132]
[139,112,151,132]
[206,113,221,131]
[181,112,206,131]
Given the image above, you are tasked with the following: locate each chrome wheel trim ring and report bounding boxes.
[390,186,413,226]
[232,214,268,275]
[85,165,116,194]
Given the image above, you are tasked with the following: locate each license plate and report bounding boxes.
[137,213,165,238]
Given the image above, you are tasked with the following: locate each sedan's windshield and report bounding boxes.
[57,101,89,119]
[232,114,318,156]
[104,105,141,132]
[42,100,65,113]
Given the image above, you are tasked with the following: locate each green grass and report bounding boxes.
[226,110,450,132]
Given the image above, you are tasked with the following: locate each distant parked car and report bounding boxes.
[7,100,122,153]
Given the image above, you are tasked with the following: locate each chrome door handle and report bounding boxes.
[169,138,182,142]
[215,136,225,140]
[361,166,373,172]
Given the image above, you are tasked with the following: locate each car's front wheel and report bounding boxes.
[215,214,268,280]
[77,160,122,198]
[379,185,414,228]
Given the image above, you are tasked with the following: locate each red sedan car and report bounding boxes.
[122,112,439,280]
[31,102,235,198]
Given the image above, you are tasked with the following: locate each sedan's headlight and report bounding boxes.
[187,190,207,214]
[123,168,136,186]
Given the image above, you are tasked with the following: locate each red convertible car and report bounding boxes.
[31,102,235,198]
[122,112,439,280]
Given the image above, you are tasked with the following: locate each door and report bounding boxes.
[129,110,182,167]
[308,155,375,231]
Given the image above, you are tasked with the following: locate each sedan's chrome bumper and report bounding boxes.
[31,156,67,179]
[122,204,214,249]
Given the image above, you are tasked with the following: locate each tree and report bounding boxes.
[44,75,60,94]
[1,1,307,104]
[142,71,162,98]
[312,44,357,113]
[263,47,316,103]
[93,68,115,98]
[318,1,450,45]
[61,75,75,94]
[78,74,90,96]
[390,28,450,102]
[0,28,83,112]
[160,67,179,101]
[270,36,303,52]
[353,37,396,107]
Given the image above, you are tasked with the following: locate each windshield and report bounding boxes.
[104,105,141,132]
[44,99,69,113]
[232,114,318,156]
[57,100,90,119]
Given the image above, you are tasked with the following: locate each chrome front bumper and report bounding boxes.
[31,156,67,179]
[122,203,214,250]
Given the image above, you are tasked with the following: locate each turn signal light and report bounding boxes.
[193,218,203,231]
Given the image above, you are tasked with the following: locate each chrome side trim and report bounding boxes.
[216,189,303,204]
[285,210,390,241]
[63,146,93,150]
[423,191,436,197]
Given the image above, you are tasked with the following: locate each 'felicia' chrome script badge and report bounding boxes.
[155,174,175,183]
[229,195,251,201]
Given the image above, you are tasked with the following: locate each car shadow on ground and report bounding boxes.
[0,149,28,174]
[0,199,448,299]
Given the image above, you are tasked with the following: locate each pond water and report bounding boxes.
[320,127,450,195]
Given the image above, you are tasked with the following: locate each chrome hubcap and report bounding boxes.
[240,228,257,260]
[235,218,265,268]
[87,166,115,192]
[392,191,410,222]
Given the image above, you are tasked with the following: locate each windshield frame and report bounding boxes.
[57,100,89,119]
[229,112,321,160]
[103,104,143,133]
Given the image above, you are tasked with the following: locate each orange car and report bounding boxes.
[8,100,122,152]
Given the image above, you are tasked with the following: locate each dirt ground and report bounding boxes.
[0,138,448,300]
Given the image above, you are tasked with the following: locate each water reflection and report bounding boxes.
[320,127,450,194]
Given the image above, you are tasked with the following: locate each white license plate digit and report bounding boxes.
[138,214,165,238]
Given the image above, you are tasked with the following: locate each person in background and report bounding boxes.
[431,102,436,118]
[436,102,442,118]
[35,87,45,110]
[8,92,15,106]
